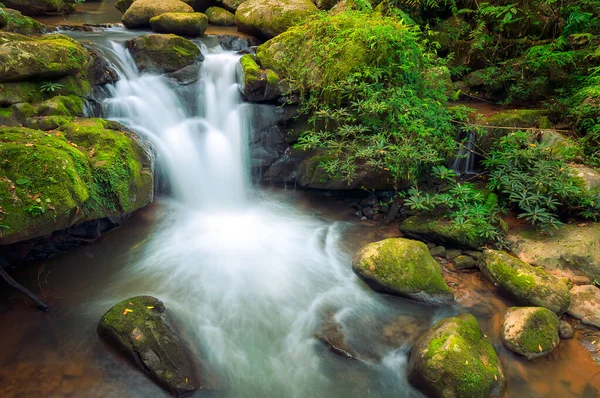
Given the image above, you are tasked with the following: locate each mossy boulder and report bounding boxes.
[0,75,91,107]
[126,34,203,74]
[567,285,600,330]
[480,249,571,314]
[122,0,194,29]
[236,54,282,102]
[97,296,198,395]
[500,307,560,360]
[205,6,235,25]
[408,314,506,398]
[0,119,154,245]
[235,0,318,39]
[352,238,454,303]
[399,215,488,250]
[0,32,90,83]
[115,0,135,13]
[222,0,247,11]
[1,0,75,16]
[0,8,47,34]
[150,12,208,37]
[34,95,84,117]
[537,130,584,161]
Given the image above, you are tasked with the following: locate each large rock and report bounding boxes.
[236,54,282,102]
[399,215,487,250]
[126,34,203,74]
[98,296,198,395]
[0,8,47,34]
[235,0,318,39]
[122,0,194,29]
[115,0,135,13]
[205,6,235,26]
[408,314,506,398]
[0,119,154,245]
[480,249,571,314]
[222,0,247,11]
[0,33,90,82]
[1,0,74,16]
[150,12,208,37]
[567,285,600,330]
[500,307,560,360]
[352,238,454,303]
[570,164,600,191]
[508,223,600,281]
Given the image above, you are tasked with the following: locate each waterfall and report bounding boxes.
[451,131,476,175]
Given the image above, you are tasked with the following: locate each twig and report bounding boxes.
[0,267,49,311]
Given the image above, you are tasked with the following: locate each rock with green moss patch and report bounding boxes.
[567,285,600,329]
[0,75,91,107]
[0,8,47,34]
[2,0,74,16]
[222,0,247,11]
[0,32,90,83]
[126,34,203,74]
[399,215,488,250]
[352,238,454,303]
[205,6,235,25]
[0,119,154,245]
[408,314,506,398]
[122,0,194,29]
[235,0,318,39]
[115,0,136,13]
[98,296,198,395]
[34,95,84,117]
[150,12,208,37]
[480,249,571,314]
[236,54,282,102]
[537,129,584,161]
[500,307,560,360]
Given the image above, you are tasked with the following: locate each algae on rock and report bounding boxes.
[235,0,318,39]
[150,12,208,37]
[500,307,560,359]
[126,33,203,74]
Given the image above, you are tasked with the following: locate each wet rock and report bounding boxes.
[89,51,119,86]
[445,249,461,260]
[205,6,235,25]
[2,0,74,16]
[115,0,135,13]
[500,307,560,360]
[352,238,454,304]
[168,62,202,85]
[454,255,477,270]
[150,12,208,37]
[235,0,318,39]
[400,215,486,249]
[0,8,47,34]
[98,296,199,395]
[567,285,600,329]
[126,34,203,74]
[559,320,574,339]
[408,314,506,398]
[122,0,194,29]
[480,249,571,314]
[315,316,361,360]
[236,54,282,102]
[429,246,446,257]
[211,34,260,51]
[465,250,483,260]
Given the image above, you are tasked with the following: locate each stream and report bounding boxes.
[0,12,599,398]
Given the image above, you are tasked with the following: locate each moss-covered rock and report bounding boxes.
[34,95,84,117]
[480,249,571,314]
[0,119,154,245]
[222,0,248,11]
[236,54,282,102]
[126,33,202,74]
[0,8,47,34]
[0,75,91,107]
[399,215,488,250]
[566,285,600,329]
[537,129,584,161]
[97,296,198,395]
[408,314,506,398]
[115,0,135,14]
[1,0,75,16]
[149,12,208,37]
[122,0,194,29]
[0,32,90,83]
[500,307,560,360]
[352,238,454,303]
[235,0,318,39]
[205,6,235,26]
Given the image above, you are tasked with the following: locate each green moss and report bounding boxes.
[204,6,235,26]
[265,69,279,85]
[36,95,84,117]
[486,109,547,128]
[0,8,46,35]
[239,54,261,85]
[236,0,318,39]
[400,215,487,249]
[518,309,559,353]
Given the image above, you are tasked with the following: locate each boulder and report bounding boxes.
[453,255,477,270]
[408,314,506,398]
[98,296,198,395]
[508,223,600,281]
[1,0,74,16]
[0,75,91,107]
[480,249,571,314]
[569,164,600,191]
[399,215,487,250]
[222,0,247,11]
[236,54,282,102]
[0,33,90,83]
[235,0,318,39]
[351,238,454,304]
[538,130,584,161]
[559,320,574,339]
[0,119,154,245]
[122,0,194,29]
[115,0,136,13]
[566,285,600,330]
[0,8,47,34]
[500,307,560,360]
[204,6,235,26]
[150,12,208,37]
[126,34,203,74]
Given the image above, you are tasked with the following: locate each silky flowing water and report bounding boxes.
[0,25,600,398]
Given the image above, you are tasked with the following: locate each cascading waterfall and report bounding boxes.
[95,37,423,397]
[451,131,476,175]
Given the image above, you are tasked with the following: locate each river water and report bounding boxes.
[0,13,599,398]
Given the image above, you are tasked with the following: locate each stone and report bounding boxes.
[352,238,454,304]
[538,130,584,161]
[559,320,573,339]
[465,250,483,260]
[454,255,477,270]
[0,8,47,34]
[235,0,318,39]
[445,249,462,260]
[150,12,208,37]
[2,0,74,16]
[122,0,194,29]
[569,164,600,191]
[115,0,135,13]
[126,34,202,74]
[98,296,198,395]
[236,54,282,102]
[204,6,235,25]
[480,249,571,314]
[408,314,506,398]
[571,276,591,286]
[567,285,600,330]
[500,307,560,360]
[399,215,487,250]
[429,246,446,257]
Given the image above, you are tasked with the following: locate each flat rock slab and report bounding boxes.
[567,285,600,330]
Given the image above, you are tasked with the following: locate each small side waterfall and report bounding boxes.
[451,131,476,175]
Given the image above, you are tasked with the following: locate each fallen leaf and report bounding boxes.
[89,147,95,158]
[185,378,188,383]
[146,306,154,309]
[592,340,597,345]
[465,360,468,365]
[123,308,133,315]
[578,223,587,227]
[538,344,543,352]
[129,302,134,306]
[25,143,34,147]
[494,375,498,381]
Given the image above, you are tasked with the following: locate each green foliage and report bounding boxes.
[40,81,64,95]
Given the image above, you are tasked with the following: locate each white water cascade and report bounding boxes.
[97,38,424,398]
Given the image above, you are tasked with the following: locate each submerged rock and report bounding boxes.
[567,285,600,330]
[236,54,282,102]
[150,12,208,37]
[98,296,198,395]
[500,307,560,360]
[408,314,506,398]
[480,249,571,314]
[235,0,318,39]
[126,34,203,74]
[352,238,454,304]
[122,0,194,29]
[205,6,235,26]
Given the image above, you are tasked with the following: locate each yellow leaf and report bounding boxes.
[123,308,133,315]
[538,344,543,352]
[146,306,154,309]
[465,360,468,365]
[494,375,498,381]
[129,302,134,306]
[185,378,188,383]
[592,340,597,345]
